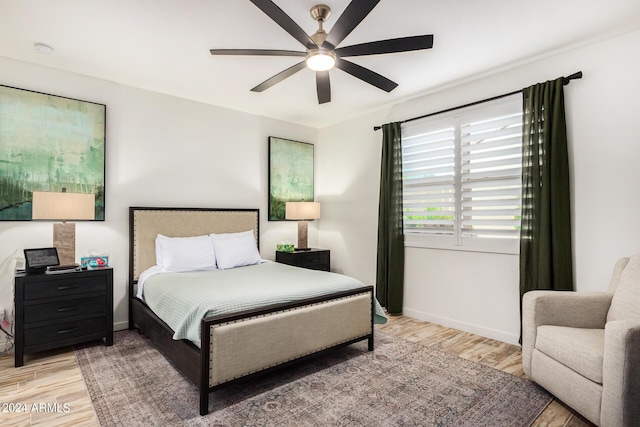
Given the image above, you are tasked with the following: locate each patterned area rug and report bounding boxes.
[75,330,551,426]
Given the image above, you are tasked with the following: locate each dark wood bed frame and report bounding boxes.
[128,207,375,415]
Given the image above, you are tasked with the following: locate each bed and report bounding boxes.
[128,207,377,415]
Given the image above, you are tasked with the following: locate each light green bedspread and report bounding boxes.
[142,261,387,347]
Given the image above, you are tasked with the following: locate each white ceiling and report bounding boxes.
[1,0,639,128]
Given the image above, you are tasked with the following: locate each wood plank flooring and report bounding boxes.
[0,347,98,426]
[0,316,594,426]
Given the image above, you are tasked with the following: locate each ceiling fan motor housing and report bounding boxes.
[310,4,331,23]
[310,5,331,46]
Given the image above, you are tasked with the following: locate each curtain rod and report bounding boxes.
[373,71,582,131]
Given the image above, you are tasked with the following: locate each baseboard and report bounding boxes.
[114,321,129,332]
[402,308,520,346]
[0,337,12,354]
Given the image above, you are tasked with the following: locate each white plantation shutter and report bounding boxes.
[401,121,455,236]
[401,95,523,253]
[460,109,522,240]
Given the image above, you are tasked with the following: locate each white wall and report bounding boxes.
[0,57,318,331]
[315,110,388,283]
[317,29,640,344]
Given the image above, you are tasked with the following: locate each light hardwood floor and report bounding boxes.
[0,316,594,426]
[0,346,98,426]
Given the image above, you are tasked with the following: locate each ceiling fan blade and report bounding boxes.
[316,71,331,104]
[322,0,381,49]
[249,0,316,50]
[210,49,305,57]
[335,58,398,92]
[250,61,307,92]
[336,35,434,57]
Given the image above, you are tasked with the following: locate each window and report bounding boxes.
[401,95,523,253]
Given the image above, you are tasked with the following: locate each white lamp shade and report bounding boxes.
[32,191,95,220]
[285,202,321,220]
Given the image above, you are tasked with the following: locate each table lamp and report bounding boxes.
[31,189,95,265]
[285,201,320,251]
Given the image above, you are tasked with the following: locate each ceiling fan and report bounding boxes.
[210,0,434,104]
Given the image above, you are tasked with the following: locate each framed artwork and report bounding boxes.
[268,137,314,221]
[0,85,106,220]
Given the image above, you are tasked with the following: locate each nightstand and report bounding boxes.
[275,248,330,272]
[14,267,113,367]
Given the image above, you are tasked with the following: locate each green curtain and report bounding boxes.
[376,122,404,314]
[520,77,574,304]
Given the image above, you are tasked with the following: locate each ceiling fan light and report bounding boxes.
[306,49,336,71]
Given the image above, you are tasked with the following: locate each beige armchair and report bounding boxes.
[522,255,640,427]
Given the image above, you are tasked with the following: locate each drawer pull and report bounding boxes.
[57,328,78,335]
[57,306,79,313]
[56,285,78,291]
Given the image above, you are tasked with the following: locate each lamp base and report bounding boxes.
[53,222,76,265]
[297,220,309,250]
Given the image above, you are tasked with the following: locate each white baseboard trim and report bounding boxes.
[0,324,14,354]
[114,321,129,332]
[402,308,520,346]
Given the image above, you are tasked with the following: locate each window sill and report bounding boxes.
[404,236,520,255]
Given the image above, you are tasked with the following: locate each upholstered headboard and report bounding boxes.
[128,207,259,284]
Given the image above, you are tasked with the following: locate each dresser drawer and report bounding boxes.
[297,252,329,268]
[276,249,330,272]
[24,317,106,347]
[23,274,107,300]
[24,296,107,324]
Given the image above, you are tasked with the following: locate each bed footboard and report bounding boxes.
[199,287,374,415]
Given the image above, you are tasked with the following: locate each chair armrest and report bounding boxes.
[521,290,612,375]
[524,290,613,328]
[602,320,640,427]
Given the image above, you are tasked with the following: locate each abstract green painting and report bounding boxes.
[0,85,106,220]
[268,137,314,221]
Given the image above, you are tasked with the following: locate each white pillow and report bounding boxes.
[155,234,217,273]
[210,230,261,269]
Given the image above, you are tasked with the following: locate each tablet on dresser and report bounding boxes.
[24,247,60,273]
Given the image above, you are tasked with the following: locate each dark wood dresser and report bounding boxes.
[275,248,330,271]
[14,267,113,367]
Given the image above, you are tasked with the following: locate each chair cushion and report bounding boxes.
[536,325,605,384]
[607,254,640,322]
